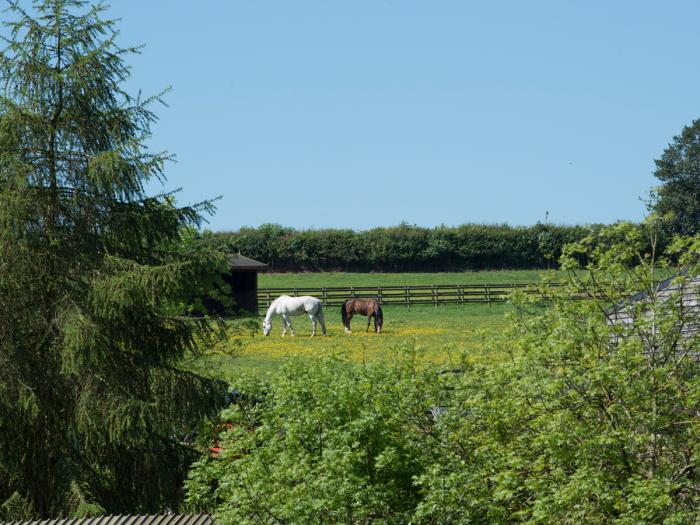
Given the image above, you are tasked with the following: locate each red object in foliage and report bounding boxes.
[209,421,236,459]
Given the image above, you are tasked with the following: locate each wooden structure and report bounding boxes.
[0,514,213,525]
[608,270,700,350]
[257,282,560,310]
[224,254,267,315]
[609,271,700,321]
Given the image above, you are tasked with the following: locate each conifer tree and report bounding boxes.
[0,0,228,517]
[652,119,700,235]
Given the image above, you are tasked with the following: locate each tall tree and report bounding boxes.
[0,0,227,517]
[652,119,700,235]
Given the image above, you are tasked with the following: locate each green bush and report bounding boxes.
[213,222,632,271]
[186,350,448,524]
[415,224,700,523]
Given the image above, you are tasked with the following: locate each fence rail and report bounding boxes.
[258,283,561,310]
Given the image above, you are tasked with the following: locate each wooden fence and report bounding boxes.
[258,283,560,310]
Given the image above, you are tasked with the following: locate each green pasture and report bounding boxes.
[259,269,563,288]
[191,302,514,383]
[189,271,556,382]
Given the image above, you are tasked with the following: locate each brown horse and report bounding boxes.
[341,298,383,334]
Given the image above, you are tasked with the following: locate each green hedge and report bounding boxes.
[209,223,628,271]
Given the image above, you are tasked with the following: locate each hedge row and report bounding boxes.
[209,223,631,272]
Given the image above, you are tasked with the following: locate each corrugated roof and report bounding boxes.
[1,514,213,525]
[225,253,267,270]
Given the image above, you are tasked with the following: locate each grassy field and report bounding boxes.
[188,271,550,383]
[191,302,514,383]
[259,269,562,288]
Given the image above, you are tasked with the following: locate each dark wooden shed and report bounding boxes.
[223,254,267,315]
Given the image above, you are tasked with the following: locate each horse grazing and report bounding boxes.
[341,298,383,334]
[262,295,326,337]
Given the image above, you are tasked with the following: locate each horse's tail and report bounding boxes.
[341,299,349,329]
[375,301,383,326]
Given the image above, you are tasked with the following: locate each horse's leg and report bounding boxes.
[345,312,354,334]
[309,314,317,337]
[311,306,326,336]
[281,314,295,336]
[318,309,327,336]
[366,314,371,332]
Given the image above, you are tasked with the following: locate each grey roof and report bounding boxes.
[607,269,700,352]
[608,268,696,316]
[624,268,689,305]
[225,253,267,270]
[1,514,213,525]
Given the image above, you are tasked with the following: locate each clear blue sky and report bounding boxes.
[106,1,700,231]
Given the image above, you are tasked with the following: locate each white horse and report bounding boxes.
[262,295,327,337]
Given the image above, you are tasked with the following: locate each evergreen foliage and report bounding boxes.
[188,224,700,523]
[213,222,661,272]
[652,118,700,236]
[0,0,228,517]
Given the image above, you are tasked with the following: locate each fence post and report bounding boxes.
[459,284,464,306]
[377,285,383,304]
[322,287,328,305]
[486,285,491,306]
[432,285,437,307]
[405,286,410,308]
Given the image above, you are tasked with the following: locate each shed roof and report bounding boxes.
[610,268,694,315]
[626,269,689,304]
[225,253,267,270]
[1,514,213,525]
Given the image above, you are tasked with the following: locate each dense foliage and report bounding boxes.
[188,224,700,523]
[0,1,227,518]
[186,353,442,524]
[415,225,700,524]
[652,118,700,236]
[212,222,661,272]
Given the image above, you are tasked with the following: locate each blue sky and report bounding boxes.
[106,1,700,231]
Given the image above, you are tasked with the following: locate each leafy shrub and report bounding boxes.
[186,350,449,524]
[416,224,700,523]
[213,222,635,271]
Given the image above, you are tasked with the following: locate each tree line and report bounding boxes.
[212,222,652,272]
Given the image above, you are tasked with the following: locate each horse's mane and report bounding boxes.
[269,295,291,307]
